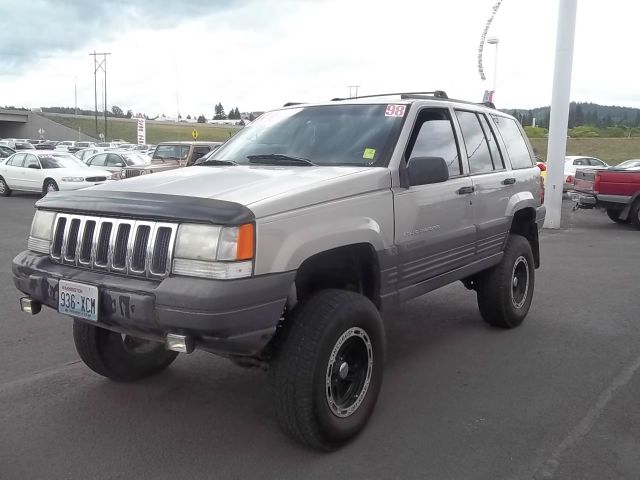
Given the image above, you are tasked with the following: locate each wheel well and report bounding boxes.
[510,208,540,268]
[294,243,380,308]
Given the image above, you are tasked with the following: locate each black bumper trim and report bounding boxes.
[13,251,295,356]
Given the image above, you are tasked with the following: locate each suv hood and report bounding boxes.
[90,165,391,217]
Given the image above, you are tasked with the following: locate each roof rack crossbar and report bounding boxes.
[331,90,448,101]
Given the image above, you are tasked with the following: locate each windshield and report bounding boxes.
[123,153,150,165]
[39,153,87,169]
[154,144,190,160]
[209,104,406,167]
[617,160,640,169]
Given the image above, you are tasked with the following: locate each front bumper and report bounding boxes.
[13,251,295,356]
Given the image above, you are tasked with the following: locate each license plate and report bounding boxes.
[58,280,99,322]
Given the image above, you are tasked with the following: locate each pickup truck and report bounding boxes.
[572,168,640,226]
[13,92,545,450]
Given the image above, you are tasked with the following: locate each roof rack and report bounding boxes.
[330,90,448,101]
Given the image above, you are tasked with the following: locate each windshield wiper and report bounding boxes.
[247,153,317,166]
[196,159,238,166]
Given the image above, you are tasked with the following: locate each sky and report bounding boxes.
[0,0,638,117]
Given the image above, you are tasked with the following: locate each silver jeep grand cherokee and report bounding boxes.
[13,91,545,450]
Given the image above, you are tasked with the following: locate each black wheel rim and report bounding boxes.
[120,334,164,356]
[325,327,373,418]
[511,256,530,309]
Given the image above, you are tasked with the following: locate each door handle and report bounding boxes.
[502,177,516,185]
[456,186,475,195]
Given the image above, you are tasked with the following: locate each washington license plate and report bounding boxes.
[58,280,99,322]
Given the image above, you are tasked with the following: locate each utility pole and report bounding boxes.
[544,0,578,229]
[74,76,78,116]
[89,51,111,139]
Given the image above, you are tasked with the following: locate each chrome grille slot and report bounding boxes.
[63,218,81,262]
[130,224,151,273]
[125,169,142,178]
[78,220,96,265]
[151,226,173,275]
[51,216,66,259]
[95,221,113,267]
[49,213,177,279]
[112,222,132,271]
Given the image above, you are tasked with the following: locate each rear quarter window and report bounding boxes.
[492,116,534,169]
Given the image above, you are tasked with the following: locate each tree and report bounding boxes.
[197,114,206,123]
[178,114,182,120]
[187,114,191,120]
[249,112,256,121]
[112,105,124,117]
[125,109,133,119]
[214,103,227,120]
[574,103,584,126]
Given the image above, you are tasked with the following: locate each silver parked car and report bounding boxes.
[85,151,152,178]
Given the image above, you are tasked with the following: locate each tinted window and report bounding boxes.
[8,154,25,167]
[191,146,211,163]
[90,153,107,166]
[588,158,606,167]
[478,114,504,169]
[492,116,533,169]
[406,108,461,177]
[456,111,493,174]
[0,146,14,158]
[106,154,125,167]
[24,154,40,168]
[573,158,589,166]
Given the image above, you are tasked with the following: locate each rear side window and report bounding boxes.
[455,111,494,174]
[8,154,25,167]
[492,116,534,169]
[406,108,461,177]
[89,153,107,166]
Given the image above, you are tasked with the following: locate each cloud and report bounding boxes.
[0,0,245,70]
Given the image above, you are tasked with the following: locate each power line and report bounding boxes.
[89,51,111,139]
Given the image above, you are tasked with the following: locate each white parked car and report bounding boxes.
[75,146,112,163]
[564,156,609,191]
[0,151,112,196]
[55,141,77,152]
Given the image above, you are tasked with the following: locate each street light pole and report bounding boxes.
[544,0,578,229]
[487,37,499,101]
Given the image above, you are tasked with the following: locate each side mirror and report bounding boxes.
[406,156,449,186]
[28,164,41,169]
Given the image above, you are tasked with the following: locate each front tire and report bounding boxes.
[0,176,11,197]
[630,200,640,229]
[476,234,535,329]
[73,320,178,382]
[271,289,385,450]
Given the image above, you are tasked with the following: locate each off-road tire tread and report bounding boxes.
[73,320,178,382]
[476,234,535,329]
[271,289,382,450]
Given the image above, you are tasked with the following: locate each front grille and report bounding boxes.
[123,169,143,179]
[85,176,107,182]
[50,214,177,278]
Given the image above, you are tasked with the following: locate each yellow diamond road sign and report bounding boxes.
[192,129,198,140]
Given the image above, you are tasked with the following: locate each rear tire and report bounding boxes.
[73,320,178,382]
[606,208,628,224]
[43,179,58,195]
[271,289,385,450]
[476,234,535,329]
[0,176,11,197]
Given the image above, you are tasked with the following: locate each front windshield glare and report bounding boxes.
[210,104,406,167]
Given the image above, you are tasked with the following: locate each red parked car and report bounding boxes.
[572,167,640,226]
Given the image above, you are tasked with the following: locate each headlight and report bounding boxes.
[171,223,254,279]
[28,210,56,254]
[61,177,84,182]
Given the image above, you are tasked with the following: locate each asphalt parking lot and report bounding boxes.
[1,193,639,480]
